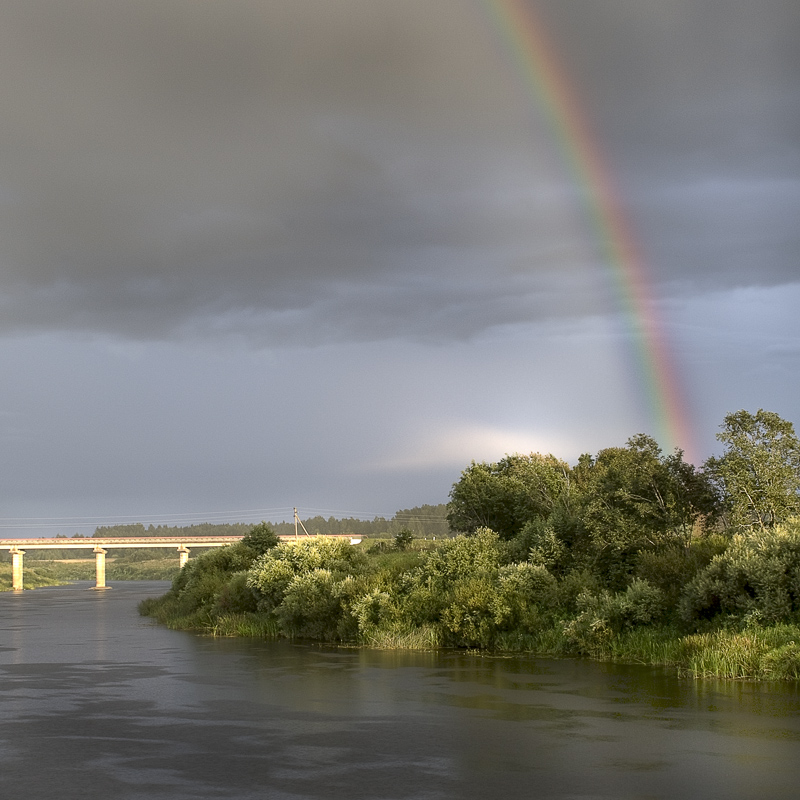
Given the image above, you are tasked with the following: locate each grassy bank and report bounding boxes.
[138,529,800,681]
[0,557,180,590]
[0,562,70,591]
[141,593,800,680]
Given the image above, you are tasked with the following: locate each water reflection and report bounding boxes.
[1,583,799,800]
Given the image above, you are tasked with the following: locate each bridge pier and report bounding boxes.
[10,547,24,592]
[178,546,190,568]
[92,546,110,590]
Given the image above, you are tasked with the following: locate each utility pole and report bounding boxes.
[293,507,311,539]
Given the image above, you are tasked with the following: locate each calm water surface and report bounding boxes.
[1,582,799,799]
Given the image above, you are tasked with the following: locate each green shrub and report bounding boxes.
[192,543,254,575]
[352,589,397,636]
[213,571,258,614]
[376,530,504,640]
[441,575,498,648]
[564,579,666,655]
[419,529,503,583]
[680,520,800,626]
[241,522,280,556]
[622,578,668,625]
[252,536,366,575]
[153,543,254,618]
[678,625,800,679]
[635,539,726,606]
[394,528,415,551]
[274,569,343,640]
[175,566,230,613]
[761,641,800,680]
[247,536,368,612]
[553,568,602,614]
[490,562,557,632]
[498,562,556,602]
[517,519,567,571]
[247,558,296,612]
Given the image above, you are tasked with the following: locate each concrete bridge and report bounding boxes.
[0,534,360,591]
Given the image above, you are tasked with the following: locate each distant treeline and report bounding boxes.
[94,510,450,539]
[92,522,254,539]
[271,505,450,539]
[88,506,449,541]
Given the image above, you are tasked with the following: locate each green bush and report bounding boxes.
[275,569,343,640]
[252,536,366,575]
[392,574,447,628]
[564,579,666,655]
[622,578,668,625]
[680,520,800,626]
[553,568,602,614]
[352,589,397,636]
[175,565,230,613]
[373,529,505,643]
[191,543,254,575]
[761,641,800,680]
[394,528,415,551]
[441,575,498,648]
[490,562,557,632]
[516,519,567,571]
[156,543,255,618]
[247,558,297,612]
[213,571,258,614]
[635,538,727,606]
[419,529,503,583]
[331,574,373,640]
[498,562,556,602]
[678,624,800,679]
[245,537,371,636]
[241,522,280,556]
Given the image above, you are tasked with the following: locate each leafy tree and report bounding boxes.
[241,521,280,555]
[576,435,718,549]
[680,519,800,626]
[393,528,415,551]
[705,409,800,531]
[571,435,720,587]
[447,453,572,539]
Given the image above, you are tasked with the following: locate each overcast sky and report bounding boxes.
[1,0,798,536]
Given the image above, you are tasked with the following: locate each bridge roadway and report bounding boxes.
[0,534,358,591]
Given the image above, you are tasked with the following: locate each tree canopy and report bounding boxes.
[705,409,800,531]
[447,453,572,540]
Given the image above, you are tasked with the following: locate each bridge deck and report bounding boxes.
[1,534,361,590]
[0,534,356,550]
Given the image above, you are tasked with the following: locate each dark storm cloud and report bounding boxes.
[0,0,797,346]
[539,0,800,289]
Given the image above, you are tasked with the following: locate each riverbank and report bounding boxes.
[139,531,800,681]
[0,562,68,591]
[142,603,800,680]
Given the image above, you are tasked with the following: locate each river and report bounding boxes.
[2,582,800,799]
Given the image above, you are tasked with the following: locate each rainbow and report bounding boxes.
[479,0,696,461]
